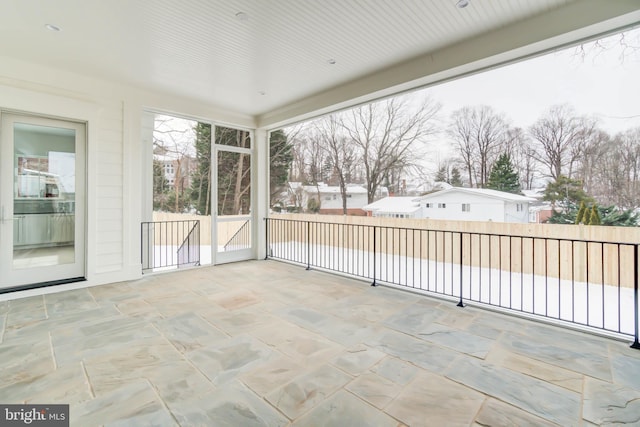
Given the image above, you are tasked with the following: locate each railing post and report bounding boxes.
[371,225,377,286]
[264,218,269,260]
[632,244,640,349]
[306,220,311,270]
[140,222,144,273]
[457,232,465,307]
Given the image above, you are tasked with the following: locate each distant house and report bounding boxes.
[529,204,554,223]
[301,183,370,215]
[522,188,553,223]
[417,187,535,223]
[363,197,422,218]
[154,153,196,190]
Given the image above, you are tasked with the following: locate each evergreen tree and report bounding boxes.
[487,154,521,193]
[269,130,293,207]
[189,123,212,215]
[307,197,320,213]
[543,175,593,209]
[450,167,463,187]
[435,165,448,183]
[589,205,601,225]
[546,202,577,224]
[575,201,587,224]
[153,159,170,211]
[598,205,639,226]
[582,205,591,225]
[547,203,639,226]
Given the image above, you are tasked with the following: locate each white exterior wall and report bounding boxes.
[422,192,506,222]
[320,192,368,210]
[504,201,530,223]
[0,56,255,295]
[421,192,531,223]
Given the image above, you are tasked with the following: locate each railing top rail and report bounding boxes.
[265,217,638,247]
[142,219,200,226]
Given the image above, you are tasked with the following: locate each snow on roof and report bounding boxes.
[418,187,536,202]
[302,184,368,194]
[363,196,421,213]
[521,188,546,199]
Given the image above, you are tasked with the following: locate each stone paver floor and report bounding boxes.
[1,260,639,426]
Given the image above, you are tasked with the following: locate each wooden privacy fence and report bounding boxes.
[152,212,246,246]
[267,214,640,289]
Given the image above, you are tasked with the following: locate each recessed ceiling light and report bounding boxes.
[45,24,61,32]
[235,12,249,21]
[456,0,470,8]
[258,91,266,96]
[327,59,337,65]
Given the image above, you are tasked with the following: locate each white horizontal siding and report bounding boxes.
[422,193,506,222]
[92,101,124,274]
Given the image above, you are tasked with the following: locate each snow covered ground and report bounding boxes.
[270,241,637,337]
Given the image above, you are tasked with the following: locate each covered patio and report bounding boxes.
[1,260,639,425]
[2,1,640,425]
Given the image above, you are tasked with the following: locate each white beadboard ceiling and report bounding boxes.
[0,0,639,127]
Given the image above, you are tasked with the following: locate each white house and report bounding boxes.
[363,197,422,219]
[302,183,369,215]
[418,187,536,223]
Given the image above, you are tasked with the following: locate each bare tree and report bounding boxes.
[449,106,509,187]
[153,116,196,213]
[503,127,538,190]
[598,128,640,208]
[619,128,640,207]
[343,95,441,203]
[284,125,306,182]
[529,104,597,181]
[576,129,609,198]
[314,115,357,214]
[449,107,476,187]
[286,128,331,211]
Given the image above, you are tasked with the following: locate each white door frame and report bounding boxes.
[0,112,86,289]
[212,129,255,265]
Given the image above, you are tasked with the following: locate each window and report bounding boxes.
[425,203,432,208]
[438,203,446,208]
[516,204,523,212]
[462,203,470,212]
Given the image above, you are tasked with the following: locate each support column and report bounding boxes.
[254,128,269,260]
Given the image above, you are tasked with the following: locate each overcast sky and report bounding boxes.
[416,26,640,164]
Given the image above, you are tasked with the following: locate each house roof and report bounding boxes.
[303,184,368,195]
[521,188,547,199]
[363,197,421,214]
[418,187,536,203]
[1,1,637,128]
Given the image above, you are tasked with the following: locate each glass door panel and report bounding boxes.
[214,126,252,263]
[0,114,85,289]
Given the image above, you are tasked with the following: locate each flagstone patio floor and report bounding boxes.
[1,260,639,426]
